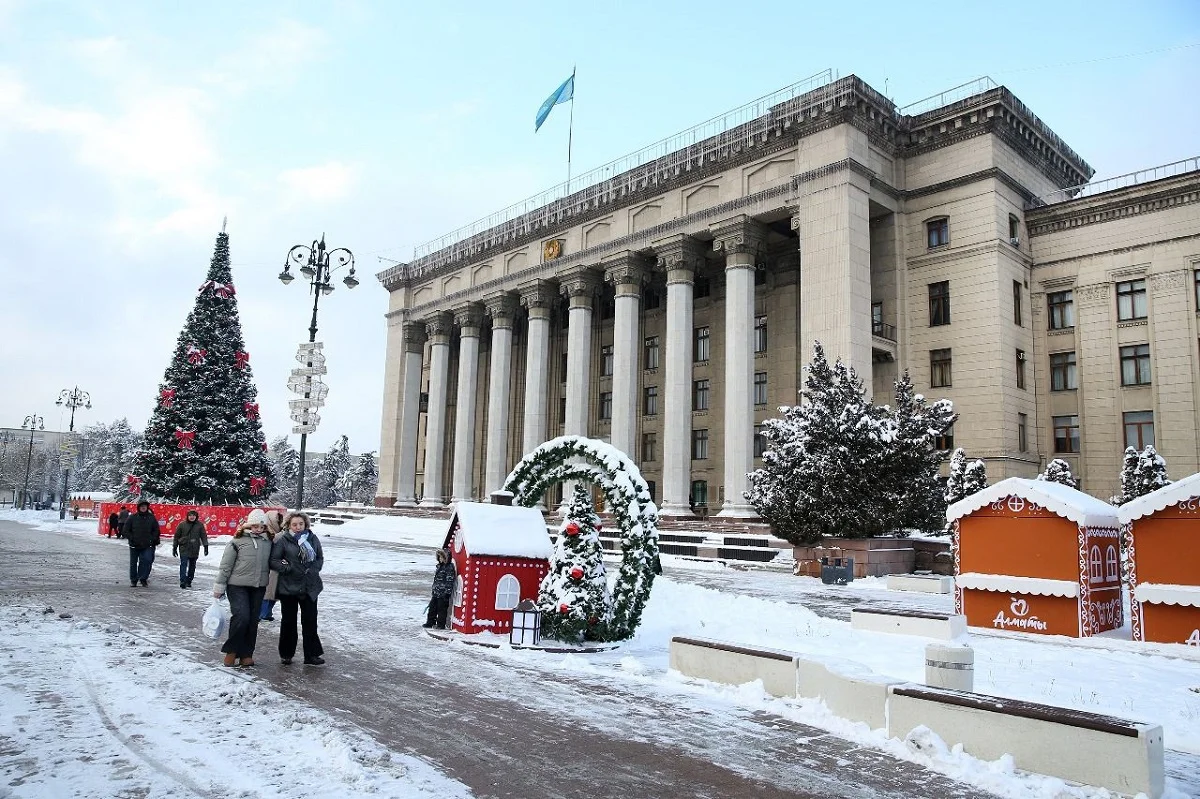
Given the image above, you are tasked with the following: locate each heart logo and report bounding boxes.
[1010,598,1029,617]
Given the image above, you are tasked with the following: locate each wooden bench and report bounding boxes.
[888,685,1164,798]
[850,606,966,640]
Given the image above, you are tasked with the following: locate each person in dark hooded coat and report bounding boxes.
[270,512,325,665]
[423,548,456,629]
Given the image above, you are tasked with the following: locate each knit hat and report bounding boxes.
[245,508,269,527]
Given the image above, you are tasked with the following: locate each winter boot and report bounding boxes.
[239,657,255,668]
[223,653,237,667]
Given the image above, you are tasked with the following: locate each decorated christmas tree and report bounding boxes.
[130,230,274,504]
[538,484,611,642]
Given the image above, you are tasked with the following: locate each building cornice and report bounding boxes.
[1026,174,1200,237]
[1031,232,1200,270]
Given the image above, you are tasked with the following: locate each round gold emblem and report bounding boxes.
[543,239,562,261]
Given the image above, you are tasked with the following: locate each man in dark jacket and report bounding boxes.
[424,548,456,629]
[172,509,209,589]
[116,506,130,539]
[125,500,161,587]
[107,510,120,538]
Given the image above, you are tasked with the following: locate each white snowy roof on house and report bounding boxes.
[1118,472,1200,525]
[946,477,1119,529]
[956,572,1080,597]
[1134,583,1200,607]
[447,502,553,560]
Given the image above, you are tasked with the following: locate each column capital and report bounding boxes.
[601,251,648,289]
[651,234,707,274]
[517,279,557,310]
[425,311,453,341]
[452,303,484,334]
[402,321,427,353]
[710,215,768,258]
[483,292,519,329]
[557,265,601,300]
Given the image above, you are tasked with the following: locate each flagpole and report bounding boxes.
[566,67,576,190]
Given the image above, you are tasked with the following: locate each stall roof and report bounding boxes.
[445,501,553,559]
[947,477,1119,528]
[1117,472,1200,525]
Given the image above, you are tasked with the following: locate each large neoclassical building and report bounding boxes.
[374,73,1200,512]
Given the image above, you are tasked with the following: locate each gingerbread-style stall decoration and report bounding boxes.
[1119,472,1200,646]
[442,502,552,636]
[948,478,1122,638]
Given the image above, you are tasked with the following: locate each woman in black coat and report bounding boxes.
[269,512,325,666]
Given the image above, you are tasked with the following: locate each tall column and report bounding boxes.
[420,312,452,507]
[484,293,518,495]
[560,266,600,436]
[451,304,484,503]
[712,216,767,517]
[603,252,646,459]
[653,235,706,516]
[395,323,426,506]
[375,314,407,506]
[520,280,555,455]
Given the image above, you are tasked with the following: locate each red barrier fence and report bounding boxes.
[97,502,286,538]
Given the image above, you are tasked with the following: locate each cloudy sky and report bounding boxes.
[1,1,1197,455]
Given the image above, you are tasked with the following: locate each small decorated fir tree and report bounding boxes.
[1037,458,1078,489]
[538,484,610,642]
[131,230,274,504]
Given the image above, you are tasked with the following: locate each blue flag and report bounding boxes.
[535,72,575,132]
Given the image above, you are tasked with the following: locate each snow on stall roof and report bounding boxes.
[946,477,1119,528]
[956,572,1080,597]
[1135,583,1200,607]
[1118,471,1200,524]
[449,501,553,559]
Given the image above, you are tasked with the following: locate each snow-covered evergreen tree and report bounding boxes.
[538,484,610,642]
[336,451,379,504]
[883,372,957,534]
[131,231,274,504]
[963,459,988,496]
[268,437,300,508]
[309,435,351,507]
[1038,458,1078,489]
[72,419,142,492]
[1114,446,1170,504]
[944,448,987,505]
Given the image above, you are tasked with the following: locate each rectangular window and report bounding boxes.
[559,396,567,425]
[600,345,613,377]
[1195,268,1200,310]
[753,372,768,406]
[1048,290,1074,330]
[1116,279,1147,321]
[693,379,710,411]
[1018,413,1028,453]
[1008,214,1021,244]
[694,326,710,362]
[1053,414,1080,453]
[927,218,949,248]
[598,391,612,421]
[1123,411,1155,449]
[754,315,767,353]
[691,429,709,460]
[1016,349,1026,390]
[643,386,658,416]
[641,432,656,463]
[929,281,950,326]
[1120,344,1151,386]
[644,336,660,369]
[560,351,568,380]
[754,266,767,286]
[930,348,952,388]
[1013,280,1023,326]
[694,274,711,299]
[754,424,767,458]
[646,480,657,502]
[1050,351,1077,391]
[872,301,883,331]
[643,288,661,311]
[934,424,954,451]
[690,480,708,508]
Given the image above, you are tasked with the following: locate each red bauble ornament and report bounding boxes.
[174,429,196,449]
[569,566,584,580]
[159,389,176,408]
[559,603,570,613]
[249,476,266,496]
[564,522,580,537]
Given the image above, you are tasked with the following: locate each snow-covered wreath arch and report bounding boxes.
[502,435,660,641]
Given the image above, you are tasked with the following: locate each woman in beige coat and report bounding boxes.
[213,508,272,667]
[259,511,284,622]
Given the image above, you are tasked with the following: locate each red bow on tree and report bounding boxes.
[198,280,236,299]
[235,351,250,370]
[174,429,196,449]
[244,402,259,421]
[125,474,142,495]
[186,345,207,365]
[563,522,580,537]
[159,389,176,408]
[249,476,266,496]
[261,441,269,452]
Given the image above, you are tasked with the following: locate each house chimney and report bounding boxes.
[490,490,514,506]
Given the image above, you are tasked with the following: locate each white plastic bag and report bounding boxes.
[202,599,229,640]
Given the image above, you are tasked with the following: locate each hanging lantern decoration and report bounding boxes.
[244,402,260,421]
[234,351,250,370]
[159,389,176,408]
[125,474,142,495]
[563,521,580,537]
[249,476,266,496]
[174,429,196,449]
[185,345,208,365]
[569,566,584,580]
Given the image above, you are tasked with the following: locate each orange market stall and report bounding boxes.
[948,478,1122,638]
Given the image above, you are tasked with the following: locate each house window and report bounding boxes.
[1008,214,1020,245]
[641,432,656,462]
[754,315,767,353]
[600,345,613,377]
[643,386,658,416]
[1116,279,1147,321]
[1053,415,1080,453]
[934,424,954,451]
[1016,349,1026,390]
[452,575,463,608]
[1120,344,1151,386]
[1050,352,1077,391]
[930,348,952,388]
[600,297,615,320]
[753,372,768,406]
[691,429,709,460]
[1048,290,1074,330]
[754,265,767,286]
[599,391,613,420]
[644,336,660,369]
[643,288,661,311]
[927,217,949,248]
[690,480,708,509]
[1013,280,1023,326]
[872,301,883,332]
[1123,411,1154,449]
[754,424,767,458]
[1089,546,1103,583]
[494,574,520,610]
[1106,545,1119,582]
[694,274,711,299]
[929,281,950,326]
[693,379,710,411]
[1018,413,1028,453]
[694,326,710,362]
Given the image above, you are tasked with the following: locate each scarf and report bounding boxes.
[296,531,317,563]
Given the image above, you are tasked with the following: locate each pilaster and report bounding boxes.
[604,252,648,460]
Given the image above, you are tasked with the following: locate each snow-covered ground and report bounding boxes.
[2,508,1198,798]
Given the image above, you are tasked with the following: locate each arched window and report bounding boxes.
[494,574,520,610]
[1106,545,1119,583]
[452,575,463,608]
[1089,546,1103,583]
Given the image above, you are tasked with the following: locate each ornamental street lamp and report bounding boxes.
[279,235,357,510]
[20,414,44,511]
[55,387,91,519]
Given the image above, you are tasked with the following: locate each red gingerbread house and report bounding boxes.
[1119,472,1200,646]
[443,502,552,636]
[948,478,1122,638]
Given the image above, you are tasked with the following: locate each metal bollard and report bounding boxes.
[925,642,974,691]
